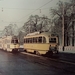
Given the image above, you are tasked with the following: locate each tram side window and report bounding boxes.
[33,37,37,43]
[26,38,28,43]
[28,38,32,43]
[24,39,27,43]
[11,39,18,43]
[33,38,34,43]
[38,37,42,43]
[43,37,46,43]
[15,40,18,43]
[27,38,29,43]
[29,38,32,43]
[24,38,32,43]
[35,38,37,43]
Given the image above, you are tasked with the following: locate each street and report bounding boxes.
[0,49,75,75]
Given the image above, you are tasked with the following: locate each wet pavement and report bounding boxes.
[0,50,75,75]
[58,52,75,63]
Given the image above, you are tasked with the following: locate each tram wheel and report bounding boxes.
[46,51,53,57]
[34,50,40,55]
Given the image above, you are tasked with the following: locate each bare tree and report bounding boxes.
[2,24,18,36]
[50,1,74,46]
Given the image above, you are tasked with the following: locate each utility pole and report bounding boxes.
[72,4,75,46]
[62,2,65,51]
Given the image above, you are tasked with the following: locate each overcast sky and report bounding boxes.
[0,0,69,30]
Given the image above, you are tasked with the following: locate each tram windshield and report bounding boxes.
[49,38,56,43]
[11,39,18,44]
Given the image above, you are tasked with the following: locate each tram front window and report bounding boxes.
[49,38,56,43]
[11,39,18,44]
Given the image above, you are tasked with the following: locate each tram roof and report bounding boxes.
[1,35,18,39]
[24,32,52,38]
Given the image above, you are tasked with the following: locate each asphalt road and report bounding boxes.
[0,49,75,75]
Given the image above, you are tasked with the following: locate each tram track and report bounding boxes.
[46,57,75,66]
[21,52,75,66]
[0,50,75,74]
[34,55,75,73]
[1,50,74,73]
[44,56,74,65]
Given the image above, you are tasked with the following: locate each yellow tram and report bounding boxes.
[23,32,59,55]
[0,36,19,52]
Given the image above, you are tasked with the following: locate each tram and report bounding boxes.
[0,36,19,52]
[23,32,59,55]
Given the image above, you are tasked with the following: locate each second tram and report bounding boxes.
[0,36,19,52]
[23,32,59,56]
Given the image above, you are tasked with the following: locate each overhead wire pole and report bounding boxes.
[62,2,65,51]
[72,2,75,46]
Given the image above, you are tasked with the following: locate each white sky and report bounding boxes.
[0,0,69,30]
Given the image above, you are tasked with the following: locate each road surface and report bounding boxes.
[0,49,75,75]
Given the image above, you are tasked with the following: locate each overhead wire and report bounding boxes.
[0,0,53,24]
[2,7,50,10]
[16,0,53,22]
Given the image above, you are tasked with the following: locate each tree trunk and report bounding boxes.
[72,21,74,46]
[66,32,69,46]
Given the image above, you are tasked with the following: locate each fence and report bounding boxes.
[59,46,75,53]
